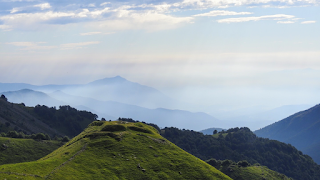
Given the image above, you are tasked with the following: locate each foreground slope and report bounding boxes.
[255,104,320,164]
[0,121,231,180]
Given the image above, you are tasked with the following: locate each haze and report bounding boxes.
[1,0,319,130]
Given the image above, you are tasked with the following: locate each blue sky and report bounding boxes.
[0,0,320,110]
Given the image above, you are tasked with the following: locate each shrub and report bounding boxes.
[237,160,251,167]
[7,131,19,138]
[34,133,46,140]
[62,136,70,142]
[89,121,104,126]
[101,125,126,132]
[128,126,152,134]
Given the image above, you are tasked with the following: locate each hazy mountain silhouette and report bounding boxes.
[2,89,64,107]
[221,104,313,131]
[0,76,181,110]
[1,89,220,131]
[200,127,225,135]
[255,104,320,164]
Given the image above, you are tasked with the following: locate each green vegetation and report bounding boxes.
[0,137,63,165]
[0,121,231,180]
[206,159,292,180]
[0,97,98,138]
[162,127,320,180]
[32,105,98,137]
[255,104,320,164]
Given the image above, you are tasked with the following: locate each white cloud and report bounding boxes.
[80,32,102,36]
[93,10,194,31]
[10,7,21,13]
[60,41,100,50]
[218,14,295,23]
[6,42,56,50]
[277,21,294,23]
[34,3,51,10]
[194,10,253,17]
[0,25,12,31]
[301,20,316,24]
[100,2,111,6]
[80,32,115,36]
[88,3,95,7]
[178,0,318,9]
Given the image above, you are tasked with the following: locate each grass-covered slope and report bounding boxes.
[206,159,292,180]
[0,137,62,165]
[0,121,231,180]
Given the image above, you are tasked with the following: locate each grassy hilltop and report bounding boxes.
[0,121,231,180]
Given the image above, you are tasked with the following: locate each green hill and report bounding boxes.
[0,121,231,179]
[0,137,62,165]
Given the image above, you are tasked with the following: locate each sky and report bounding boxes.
[1,0,320,111]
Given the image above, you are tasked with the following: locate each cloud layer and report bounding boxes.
[0,0,317,31]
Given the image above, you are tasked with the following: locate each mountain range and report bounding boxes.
[0,77,220,131]
[0,76,316,132]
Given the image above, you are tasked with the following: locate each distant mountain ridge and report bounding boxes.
[0,76,180,110]
[1,88,220,131]
[255,104,320,164]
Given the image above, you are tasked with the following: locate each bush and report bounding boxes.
[128,126,152,134]
[206,159,219,167]
[221,160,232,166]
[7,131,19,138]
[237,160,250,167]
[101,125,126,132]
[62,136,70,142]
[89,121,104,126]
[34,133,46,140]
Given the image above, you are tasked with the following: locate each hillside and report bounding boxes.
[0,96,63,137]
[0,137,63,165]
[255,104,320,164]
[206,159,292,180]
[0,96,97,138]
[0,121,231,179]
[161,127,320,180]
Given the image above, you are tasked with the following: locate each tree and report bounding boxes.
[213,130,218,134]
[1,94,7,101]
[62,136,70,142]
[7,131,19,138]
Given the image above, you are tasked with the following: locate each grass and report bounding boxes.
[223,165,292,180]
[0,121,232,180]
[207,159,292,180]
[0,137,63,165]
